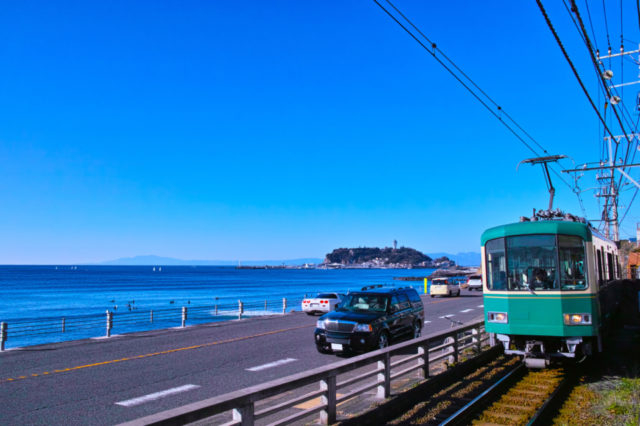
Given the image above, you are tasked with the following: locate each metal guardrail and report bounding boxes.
[119,320,489,426]
[0,297,296,351]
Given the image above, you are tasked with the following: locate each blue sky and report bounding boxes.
[1,1,639,264]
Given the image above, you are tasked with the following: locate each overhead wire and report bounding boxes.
[603,0,612,51]
[536,0,618,143]
[372,0,576,192]
[569,1,640,226]
[538,0,639,227]
[382,0,552,157]
[584,0,600,53]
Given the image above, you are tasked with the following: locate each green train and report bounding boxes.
[481,211,622,368]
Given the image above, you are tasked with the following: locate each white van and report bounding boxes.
[430,278,461,297]
[466,274,483,291]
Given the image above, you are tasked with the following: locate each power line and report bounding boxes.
[372,1,538,155]
[603,0,612,50]
[372,0,575,192]
[584,0,600,53]
[535,0,618,142]
[382,0,551,157]
[571,1,634,151]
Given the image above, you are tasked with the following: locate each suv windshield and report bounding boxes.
[338,294,389,313]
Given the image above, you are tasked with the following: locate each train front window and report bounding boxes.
[506,235,557,291]
[558,236,587,290]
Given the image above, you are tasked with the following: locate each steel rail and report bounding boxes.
[439,362,526,425]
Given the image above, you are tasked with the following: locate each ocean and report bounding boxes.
[0,265,434,349]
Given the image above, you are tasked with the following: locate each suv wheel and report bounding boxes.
[413,321,422,339]
[377,331,389,349]
[316,344,333,354]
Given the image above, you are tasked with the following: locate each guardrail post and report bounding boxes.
[1,322,7,351]
[264,299,267,312]
[472,327,481,353]
[320,374,337,424]
[282,298,287,314]
[377,352,391,399]
[106,310,113,337]
[238,300,244,320]
[444,336,454,364]
[453,332,459,364]
[62,317,66,333]
[418,341,430,378]
[232,402,255,426]
[181,307,187,327]
[150,310,154,324]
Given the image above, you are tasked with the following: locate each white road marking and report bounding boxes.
[439,314,455,319]
[477,305,484,308]
[246,358,297,372]
[116,384,200,407]
[460,309,473,313]
[424,320,431,324]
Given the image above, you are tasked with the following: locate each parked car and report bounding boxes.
[429,278,461,297]
[302,293,344,315]
[314,286,424,354]
[467,274,483,291]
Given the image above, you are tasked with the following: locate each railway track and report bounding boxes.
[442,363,578,426]
[387,356,578,425]
[387,355,520,425]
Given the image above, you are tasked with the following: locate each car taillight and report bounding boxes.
[303,300,308,304]
[322,300,328,304]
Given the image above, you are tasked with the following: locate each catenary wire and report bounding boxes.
[603,0,612,51]
[382,0,552,157]
[584,0,600,53]
[373,0,575,191]
[536,0,618,144]
[569,0,639,215]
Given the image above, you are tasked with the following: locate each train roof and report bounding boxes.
[481,220,592,246]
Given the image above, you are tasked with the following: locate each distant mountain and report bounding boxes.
[98,255,324,266]
[426,252,481,267]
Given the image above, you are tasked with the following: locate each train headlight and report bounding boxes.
[563,313,592,325]
[487,312,508,324]
[316,320,326,330]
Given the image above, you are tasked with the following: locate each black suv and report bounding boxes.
[314,286,424,354]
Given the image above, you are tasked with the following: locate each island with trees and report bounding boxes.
[322,247,455,269]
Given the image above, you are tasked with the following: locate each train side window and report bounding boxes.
[596,249,603,284]
[485,238,506,291]
[606,252,615,281]
[558,236,587,290]
[615,255,621,279]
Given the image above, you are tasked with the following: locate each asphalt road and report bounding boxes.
[0,290,485,425]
